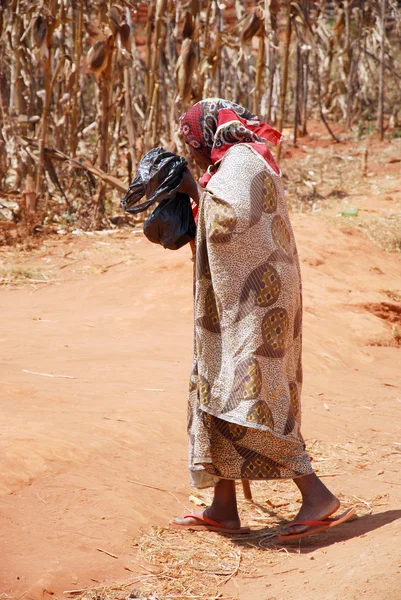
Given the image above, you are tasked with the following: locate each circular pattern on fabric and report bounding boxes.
[262,172,278,213]
[289,382,299,417]
[206,196,237,243]
[249,171,278,226]
[240,454,280,479]
[246,400,274,428]
[271,215,292,255]
[221,357,262,414]
[266,248,294,264]
[261,307,289,357]
[212,416,247,443]
[206,286,220,324]
[235,357,262,400]
[196,239,211,281]
[198,375,210,407]
[235,263,281,323]
[203,463,222,477]
[256,264,281,307]
[197,285,221,333]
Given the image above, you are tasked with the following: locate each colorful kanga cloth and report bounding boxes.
[187,143,313,488]
[180,97,282,186]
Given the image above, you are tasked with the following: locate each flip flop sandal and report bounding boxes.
[277,506,356,542]
[170,513,250,534]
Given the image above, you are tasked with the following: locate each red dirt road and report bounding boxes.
[1,207,401,598]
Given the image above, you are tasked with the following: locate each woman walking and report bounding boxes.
[171,99,354,540]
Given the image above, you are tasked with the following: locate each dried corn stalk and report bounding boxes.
[0,0,399,234]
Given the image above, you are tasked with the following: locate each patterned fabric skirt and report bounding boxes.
[188,144,313,489]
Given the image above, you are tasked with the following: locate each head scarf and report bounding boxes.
[180,98,282,186]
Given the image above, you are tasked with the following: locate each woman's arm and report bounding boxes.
[178,168,202,205]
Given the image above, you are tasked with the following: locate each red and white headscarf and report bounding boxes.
[180,98,282,186]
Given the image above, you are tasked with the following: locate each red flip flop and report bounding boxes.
[170,513,250,534]
[277,506,356,542]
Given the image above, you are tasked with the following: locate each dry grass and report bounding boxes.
[282,137,401,255]
[381,290,401,303]
[355,212,401,253]
[0,266,50,286]
[69,439,381,600]
[392,324,401,345]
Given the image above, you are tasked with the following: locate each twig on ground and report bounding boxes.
[0,278,57,284]
[128,480,182,505]
[100,260,127,272]
[96,547,119,559]
[218,549,241,587]
[273,567,299,575]
[23,369,76,379]
[352,495,373,514]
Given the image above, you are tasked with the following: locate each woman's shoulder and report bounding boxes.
[221,142,258,163]
[205,145,266,196]
[216,144,263,176]
[212,144,279,183]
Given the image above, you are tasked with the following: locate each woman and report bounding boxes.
[172,99,354,540]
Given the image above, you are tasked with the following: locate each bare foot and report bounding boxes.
[281,473,340,535]
[170,508,241,530]
[171,479,241,529]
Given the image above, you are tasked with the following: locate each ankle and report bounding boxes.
[208,501,238,517]
[205,505,240,527]
[294,474,335,500]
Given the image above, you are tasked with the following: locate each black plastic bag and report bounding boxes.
[143,192,196,250]
[121,147,188,215]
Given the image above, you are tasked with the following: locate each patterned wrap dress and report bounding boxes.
[187,143,313,488]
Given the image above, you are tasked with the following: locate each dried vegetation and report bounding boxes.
[0,0,400,240]
[64,437,387,600]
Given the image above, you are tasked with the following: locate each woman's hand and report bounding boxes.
[178,168,202,204]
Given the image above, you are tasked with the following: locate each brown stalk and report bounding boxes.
[96,53,113,220]
[254,35,265,116]
[35,6,59,201]
[145,0,167,150]
[377,0,387,140]
[1,0,400,235]
[215,1,223,98]
[292,1,340,143]
[144,2,155,98]
[70,0,83,157]
[175,37,198,109]
[276,0,292,161]
[265,0,279,123]
[203,0,213,57]
[314,51,340,143]
[151,82,160,147]
[9,4,24,116]
[123,63,136,165]
[148,0,166,106]
[293,42,301,145]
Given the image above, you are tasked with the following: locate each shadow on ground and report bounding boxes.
[227,509,401,552]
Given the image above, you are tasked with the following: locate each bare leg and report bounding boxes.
[283,472,340,533]
[171,479,241,529]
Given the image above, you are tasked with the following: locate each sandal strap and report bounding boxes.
[183,514,228,529]
[287,518,334,528]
